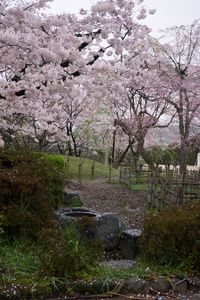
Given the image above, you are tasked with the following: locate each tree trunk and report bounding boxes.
[137,139,157,172]
[179,142,188,174]
[69,123,79,157]
[116,144,130,165]
[178,88,190,174]
[111,129,116,164]
[66,123,80,157]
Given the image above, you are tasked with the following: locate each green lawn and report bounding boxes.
[131,183,148,191]
[64,156,119,180]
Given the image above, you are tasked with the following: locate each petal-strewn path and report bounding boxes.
[67,178,149,229]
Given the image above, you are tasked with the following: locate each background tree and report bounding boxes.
[159,20,200,173]
[92,40,175,168]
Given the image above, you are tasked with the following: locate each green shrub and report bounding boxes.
[0,149,65,240]
[39,153,65,208]
[30,152,65,208]
[43,153,65,170]
[140,201,200,274]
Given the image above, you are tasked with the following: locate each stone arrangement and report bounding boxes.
[57,190,142,255]
[73,276,200,297]
[55,189,200,299]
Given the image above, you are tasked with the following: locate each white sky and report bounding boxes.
[48,0,200,35]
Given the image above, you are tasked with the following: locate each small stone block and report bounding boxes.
[120,229,142,259]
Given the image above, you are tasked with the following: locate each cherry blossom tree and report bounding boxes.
[0,0,155,150]
[158,20,200,173]
[57,78,97,156]
[91,40,175,167]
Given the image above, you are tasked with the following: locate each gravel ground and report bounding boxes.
[67,178,149,229]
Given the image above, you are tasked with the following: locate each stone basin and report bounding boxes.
[62,207,98,218]
[56,207,126,250]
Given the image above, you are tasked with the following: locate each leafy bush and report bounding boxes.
[39,153,65,207]
[0,149,65,239]
[0,149,103,291]
[43,153,65,170]
[140,202,200,274]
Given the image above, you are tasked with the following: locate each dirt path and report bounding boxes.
[67,178,149,229]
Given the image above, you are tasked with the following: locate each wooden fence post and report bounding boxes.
[66,156,69,173]
[78,162,82,185]
[64,160,67,173]
[108,161,112,183]
[129,165,131,188]
[119,166,122,184]
[148,172,154,209]
[91,160,95,180]
[177,173,185,206]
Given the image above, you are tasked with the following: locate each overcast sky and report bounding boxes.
[49,0,200,35]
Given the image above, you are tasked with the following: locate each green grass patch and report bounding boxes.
[131,184,148,191]
[64,156,119,180]
[0,238,66,287]
[0,228,102,297]
[96,256,189,283]
[0,239,52,290]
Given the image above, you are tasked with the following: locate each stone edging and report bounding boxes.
[72,276,200,297]
[0,276,200,299]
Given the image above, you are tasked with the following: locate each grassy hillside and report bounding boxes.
[64,156,119,180]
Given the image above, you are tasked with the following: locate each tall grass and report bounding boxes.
[0,239,41,285]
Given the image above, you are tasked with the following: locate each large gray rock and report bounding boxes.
[120,229,142,259]
[92,213,127,250]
